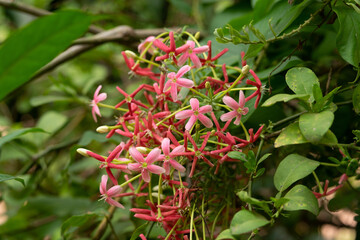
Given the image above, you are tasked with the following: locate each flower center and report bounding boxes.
[237,107,244,114]
[194,110,199,116]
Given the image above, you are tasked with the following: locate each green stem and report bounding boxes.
[319,162,340,167]
[312,171,323,193]
[214,66,248,100]
[240,121,250,141]
[211,205,226,240]
[189,88,209,99]
[190,204,196,240]
[156,105,191,126]
[97,103,128,112]
[272,111,305,127]
[119,173,141,188]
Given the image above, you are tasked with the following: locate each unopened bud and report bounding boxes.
[151,192,165,199]
[136,147,149,154]
[96,126,109,133]
[241,65,250,76]
[205,81,211,89]
[194,31,201,40]
[77,148,89,157]
[125,50,137,59]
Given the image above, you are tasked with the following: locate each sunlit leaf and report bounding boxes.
[299,111,334,143]
[230,210,269,235]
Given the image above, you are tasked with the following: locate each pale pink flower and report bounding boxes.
[160,138,186,175]
[178,41,209,68]
[164,65,194,101]
[175,98,213,131]
[99,175,124,208]
[91,85,107,122]
[220,91,249,125]
[128,147,165,183]
[138,36,158,54]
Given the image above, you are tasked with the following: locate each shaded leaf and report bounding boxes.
[353,84,360,114]
[274,154,320,192]
[285,67,319,101]
[262,93,309,107]
[61,213,101,239]
[0,10,92,100]
[230,210,269,235]
[319,130,338,145]
[284,185,319,215]
[216,229,236,240]
[244,43,264,60]
[274,122,308,148]
[0,173,25,186]
[30,95,73,107]
[0,128,47,148]
[299,111,334,143]
[333,3,360,67]
[130,223,149,240]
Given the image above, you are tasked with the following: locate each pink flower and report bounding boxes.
[245,69,262,108]
[153,31,188,64]
[178,41,209,68]
[160,138,186,175]
[175,98,213,131]
[138,36,158,54]
[200,40,228,67]
[164,65,194,101]
[220,91,249,125]
[99,175,124,208]
[128,147,165,182]
[91,85,107,122]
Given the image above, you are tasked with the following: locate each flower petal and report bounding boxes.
[176,65,191,78]
[177,53,189,66]
[97,92,107,102]
[175,110,193,119]
[106,198,125,209]
[100,175,108,195]
[198,105,212,114]
[107,185,122,197]
[220,111,237,122]
[234,115,242,125]
[242,107,249,115]
[171,145,185,154]
[193,45,209,54]
[161,138,171,156]
[238,90,245,107]
[198,114,213,128]
[223,96,239,110]
[141,169,151,183]
[94,85,102,98]
[169,159,186,172]
[163,161,170,175]
[170,82,178,101]
[146,148,161,164]
[177,78,194,88]
[129,147,145,163]
[189,53,201,68]
[185,115,197,131]
[147,164,166,174]
[189,98,199,110]
[128,163,142,171]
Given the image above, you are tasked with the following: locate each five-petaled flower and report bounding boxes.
[164,65,194,102]
[178,40,209,68]
[220,90,249,125]
[128,147,165,183]
[160,138,186,175]
[175,98,213,131]
[91,85,107,122]
[99,175,124,208]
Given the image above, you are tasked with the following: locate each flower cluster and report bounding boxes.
[78,31,264,239]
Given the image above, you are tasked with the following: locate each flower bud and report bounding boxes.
[241,64,250,76]
[205,81,211,90]
[77,148,90,157]
[125,50,137,59]
[136,147,149,154]
[194,31,201,40]
[96,126,109,133]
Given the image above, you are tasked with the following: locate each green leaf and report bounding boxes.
[30,95,73,107]
[257,153,271,165]
[0,128,47,148]
[319,130,338,145]
[0,173,25,186]
[228,151,247,161]
[61,213,100,239]
[283,185,319,215]
[78,131,109,146]
[230,210,269,236]
[353,84,360,114]
[216,229,236,240]
[274,122,308,148]
[130,223,149,240]
[237,191,271,214]
[0,10,92,100]
[274,154,320,192]
[333,3,360,67]
[262,94,310,107]
[244,43,264,60]
[299,111,334,143]
[285,67,320,101]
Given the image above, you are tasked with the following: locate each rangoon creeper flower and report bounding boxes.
[220,90,249,125]
[164,65,194,102]
[175,98,213,131]
[178,40,209,68]
[128,147,165,183]
[99,175,124,208]
[137,36,159,54]
[160,138,186,175]
[91,85,107,122]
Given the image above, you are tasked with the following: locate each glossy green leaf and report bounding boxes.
[299,111,334,143]
[0,173,25,186]
[61,213,100,239]
[283,185,319,215]
[274,154,320,192]
[228,151,247,161]
[0,128,47,148]
[216,229,236,240]
[262,94,310,107]
[0,10,92,100]
[230,210,269,236]
[353,84,360,114]
[285,67,319,101]
[274,122,308,148]
[333,3,360,67]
